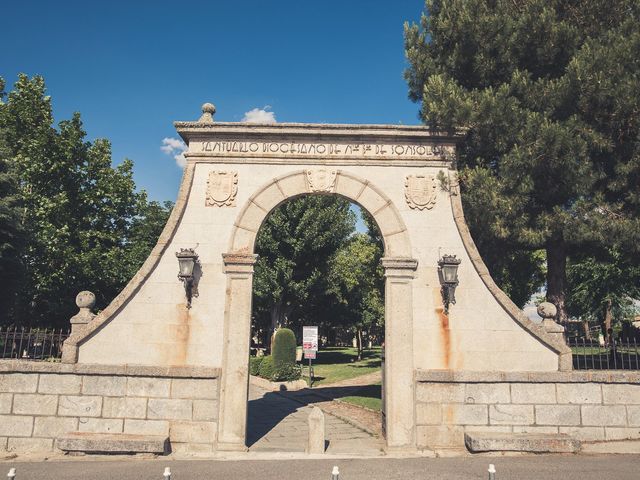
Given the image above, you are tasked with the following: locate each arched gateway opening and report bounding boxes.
[220,171,416,451]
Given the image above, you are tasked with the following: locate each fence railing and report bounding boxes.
[0,326,69,361]
[565,335,640,370]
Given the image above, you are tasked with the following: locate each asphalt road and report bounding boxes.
[4,455,640,480]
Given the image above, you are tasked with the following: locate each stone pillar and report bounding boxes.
[381,256,418,452]
[216,253,258,451]
[307,406,325,454]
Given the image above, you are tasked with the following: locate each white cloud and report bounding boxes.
[161,137,187,168]
[242,106,277,123]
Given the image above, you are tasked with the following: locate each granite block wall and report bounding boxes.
[0,361,220,454]
[415,370,640,450]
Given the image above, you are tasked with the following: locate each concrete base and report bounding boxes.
[56,432,169,454]
[465,432,580,454]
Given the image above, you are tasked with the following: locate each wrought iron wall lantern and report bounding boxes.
[176,248,199,308]
[437,254,461,314]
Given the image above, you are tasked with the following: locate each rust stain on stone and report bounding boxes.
[444,404,454,425]
[433,288,451,369]
[170,304,191,366]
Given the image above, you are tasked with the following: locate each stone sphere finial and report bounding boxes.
[537,301,557,320]
[75,291,96,310]
[70,290,96,334]
[198,103,216,123]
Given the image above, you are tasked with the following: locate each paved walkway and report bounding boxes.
[247,384,383,455]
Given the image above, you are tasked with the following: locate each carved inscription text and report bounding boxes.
[200,141,451,158]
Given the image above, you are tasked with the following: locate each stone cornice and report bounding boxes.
[175,121,463,142]
[0,360,221,378]
[416,369,640,384]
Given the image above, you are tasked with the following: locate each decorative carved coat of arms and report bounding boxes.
[405,174,437,210]
[206,171,238,207]
[305,169,337,193]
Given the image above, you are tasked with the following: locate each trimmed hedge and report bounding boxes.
[273,328,297,369]
[249,356,263,376]
[272,362,302,382]
[255,355,301,382]
[258,355,275,379]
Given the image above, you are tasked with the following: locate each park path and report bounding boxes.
[247,383,383,455]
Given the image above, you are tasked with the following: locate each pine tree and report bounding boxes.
[405,1,640,321]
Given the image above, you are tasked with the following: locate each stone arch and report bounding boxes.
[228,169,412,257]
[217,169,418,452]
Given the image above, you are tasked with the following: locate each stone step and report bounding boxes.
[464,432,581,453]
[56,432,169,455]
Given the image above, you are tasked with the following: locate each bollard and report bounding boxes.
[7,469,16,480]
[307,406,325,454]
[163,467,171,480]
[488,464,496,480]
[331,466,339,480]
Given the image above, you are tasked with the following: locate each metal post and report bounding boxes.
[331,466,339,480]
[7,468,16,480]
[309,357,313,388]
[163,467,171,480]
[488,464,496,480]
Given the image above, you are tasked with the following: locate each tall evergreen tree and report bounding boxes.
[405,1,640,321]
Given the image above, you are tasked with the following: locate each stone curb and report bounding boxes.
[249,375,308,391]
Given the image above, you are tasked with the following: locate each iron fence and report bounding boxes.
[565,335,640,370]
[0,326,69,361]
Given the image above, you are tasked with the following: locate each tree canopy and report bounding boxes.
[252,197,385,350]
[405,0,640,324]
[0,74,172,327]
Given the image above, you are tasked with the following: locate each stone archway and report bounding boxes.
[62,105,572,455]
[217,170,417,451]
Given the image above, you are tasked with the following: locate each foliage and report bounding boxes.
[0,74,172,327]
[249,356,264,376]
[0,78,25,321]
[327,233,384,358]
[271,362,302,382]
[252,196,356,339]
[567,247,640,332]
[405,1,640,321]
[257,355,275,379]
[272,327,297,369]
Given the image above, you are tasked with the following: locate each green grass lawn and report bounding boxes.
[301,346,382,386]
[340,383,382,411]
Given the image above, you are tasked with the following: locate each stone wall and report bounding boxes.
[0,361,219,454]
[416,370,640,450]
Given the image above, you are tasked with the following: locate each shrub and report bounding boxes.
[272,363,302,382]
[249,356,263,376]
[272,328,297,369]
[258,355,275,379]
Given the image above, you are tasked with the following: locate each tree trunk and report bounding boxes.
[604,298,613,345]
[582,320,591,339]
[356,328,363,361]
[546,241,569,324]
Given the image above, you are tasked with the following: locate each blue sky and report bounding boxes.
[1,0,425,202]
